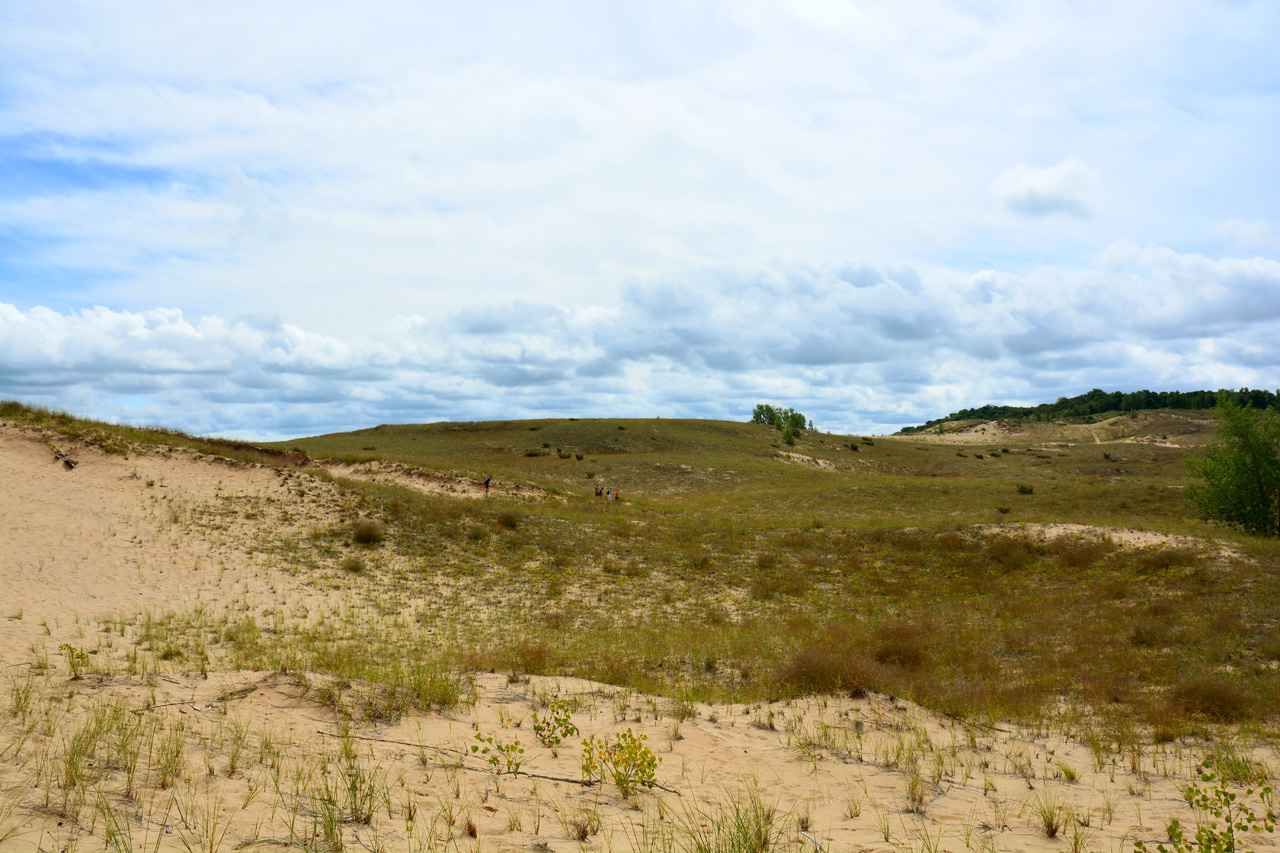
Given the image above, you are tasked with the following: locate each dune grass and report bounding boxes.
[3,401,1280,852]
[5,400,1278,731]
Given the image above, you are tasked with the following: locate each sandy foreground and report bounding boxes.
[1,421,1276,852]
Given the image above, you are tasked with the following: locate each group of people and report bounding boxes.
[593,485,621,501]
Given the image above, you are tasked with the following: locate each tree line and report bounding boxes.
[897,387,1279,434]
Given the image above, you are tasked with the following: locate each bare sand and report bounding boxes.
[1,421,1276,852]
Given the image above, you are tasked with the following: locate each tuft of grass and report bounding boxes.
[352,519,384,545]
[1029,791,1066,838]
[1170,678,1250,722]
[680,789,782,853]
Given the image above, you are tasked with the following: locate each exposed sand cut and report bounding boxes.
[898,412,1216,449]
[777,451,837,471]
[320,459,551,500]
[1,421,1276,852]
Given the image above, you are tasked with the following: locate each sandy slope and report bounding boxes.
[1,421,1276,853]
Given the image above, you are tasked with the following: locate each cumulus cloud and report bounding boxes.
[2,4,1277,434]
[4,2,1277,334]
[991,156,1098,218]
[3,244,1277,439]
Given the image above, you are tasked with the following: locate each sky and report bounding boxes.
[2,1,1278,439]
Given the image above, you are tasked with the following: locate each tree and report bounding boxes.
[751,404,780,426]
[1186,400,1280,537]
[750,404,809,436]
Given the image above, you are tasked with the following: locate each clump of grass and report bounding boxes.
[352,520,384,545]
[750,571,811,601]
[495,511,520,530]
[1170,678,1250,722]
[1030,791,1066,838]
[680,789,781,853]
[776,644,871,697]
[340,555,366,574]
[873,624,927,670]
[1206,739,1269,785]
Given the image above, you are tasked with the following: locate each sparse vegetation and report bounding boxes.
[3,399,1280,853]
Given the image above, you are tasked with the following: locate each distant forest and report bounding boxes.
[896,387,1280,435]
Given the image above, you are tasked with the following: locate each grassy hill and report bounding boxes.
[256,408,1279,730]
[6,400,1278,732]
[272,410,1217,533]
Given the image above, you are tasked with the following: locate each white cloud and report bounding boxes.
[991,156,1098,219]
[3,244,1277,439]
[1,2,1277,432]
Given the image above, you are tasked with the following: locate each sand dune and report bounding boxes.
[1,419,1276,852]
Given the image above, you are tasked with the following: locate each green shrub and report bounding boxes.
[1186,400,1280,537]
[581,729,659,795]
[1134,772,1275,853]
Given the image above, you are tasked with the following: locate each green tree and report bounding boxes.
[751,404,779,426]
[750,404,809,435]
[1186,400,1280,537]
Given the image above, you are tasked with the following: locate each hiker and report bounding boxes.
[484,476,491,494]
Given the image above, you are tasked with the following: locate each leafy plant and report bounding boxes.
[530,698,577,749]
[59,643,94,679]
[1186,399,1280,536]
[1134,772,1276,853]
[581,729,660,795]
[472,732,523,775]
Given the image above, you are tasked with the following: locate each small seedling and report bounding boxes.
[472,732,523,775]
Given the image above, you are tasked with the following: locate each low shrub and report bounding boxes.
[352,520,384,545]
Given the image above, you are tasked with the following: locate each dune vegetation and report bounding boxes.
[1,400,1277,852]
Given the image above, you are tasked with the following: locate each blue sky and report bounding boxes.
[2,1,1278,439]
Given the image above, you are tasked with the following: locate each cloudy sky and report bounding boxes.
[2,1,1278,439]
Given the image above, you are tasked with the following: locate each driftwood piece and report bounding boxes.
[49,444,78,469]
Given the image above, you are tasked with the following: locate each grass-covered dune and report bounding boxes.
[262,408,1280,732]
[3,401,1279,853]
[6,400,1277,733]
